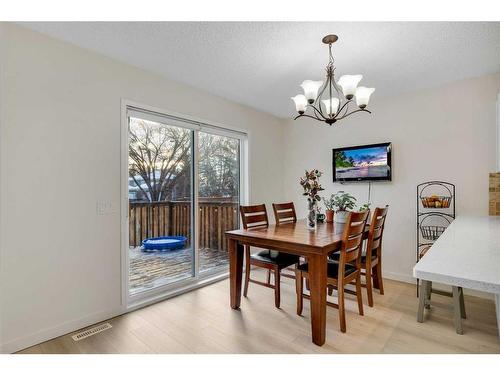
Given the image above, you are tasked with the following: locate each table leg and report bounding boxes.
[417,280,430,323]
[229,238,244,309]
[452,286,464,335]
[458,287,466,319]
[425,281,432,309]
[307,253,328,346]
[495,294,500,338]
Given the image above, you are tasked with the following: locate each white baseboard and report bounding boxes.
[0,306,125,354]
[2,273,228,354]
[383,270,415,284]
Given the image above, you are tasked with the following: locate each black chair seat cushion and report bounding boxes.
[251,250,300,267]
[329,252,376,264]
[298,260,357,279]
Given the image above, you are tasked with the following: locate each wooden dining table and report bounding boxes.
[226,219,369,346]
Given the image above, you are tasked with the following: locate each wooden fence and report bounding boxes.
[129,199,239,250]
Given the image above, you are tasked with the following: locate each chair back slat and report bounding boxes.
[344,234,365,262]
[365,206,389,261]
[272,202,297,225]
[339,211,370,266]
[347,220,366,236]
[240,204,269,230]
[371,238,381,251]
[371,226,383,241]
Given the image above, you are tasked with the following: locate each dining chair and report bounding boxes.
[271,202,299,281]
[295,210,369,333]
[272,202,297,226]
[240,204,300,308]
[361,206,389,306]
[329,206,389,307]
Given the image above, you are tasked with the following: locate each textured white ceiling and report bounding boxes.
[20,22,500,118]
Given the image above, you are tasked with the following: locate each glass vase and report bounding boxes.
[307,199,317,230]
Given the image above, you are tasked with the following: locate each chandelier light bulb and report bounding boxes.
[321,98,340,116]
[291,95,308,114]
[355,87,375,108]
[300,80,323,104]
[337,75,363,100]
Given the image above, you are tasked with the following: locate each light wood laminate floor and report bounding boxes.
[18,270,500,354]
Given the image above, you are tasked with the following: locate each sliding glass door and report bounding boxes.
[198,132,240,274]
[126,107,244,300]
[128,116,194,296]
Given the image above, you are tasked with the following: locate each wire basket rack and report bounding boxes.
[419,182,453,209]
[418,244,431,260]
[416,181,455,296]
[418,210,453,241]
[420,225,446,241]
[420,196,452,208]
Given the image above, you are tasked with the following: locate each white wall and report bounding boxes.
[0,23,5,353]
[283,72,500,283]
[0,24,286,353]
[2,22,500,354]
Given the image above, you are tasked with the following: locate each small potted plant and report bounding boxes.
[299,169,324,229]
[332,191,357,223]
[358,202,371,212]
[322,194,336,223]
[316,206,325,222]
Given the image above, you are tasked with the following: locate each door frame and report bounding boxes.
[120,99,248,310]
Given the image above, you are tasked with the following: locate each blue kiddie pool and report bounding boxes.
[141,236,187,251]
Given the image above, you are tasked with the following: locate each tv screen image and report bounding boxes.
[333,142,392,182]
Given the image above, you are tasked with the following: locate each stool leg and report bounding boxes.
[459,287,466,319]
[417,280,430,323]
[425,281,432,309]
[452,286,464,334]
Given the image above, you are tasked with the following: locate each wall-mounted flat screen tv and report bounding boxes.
[333,142,392,182]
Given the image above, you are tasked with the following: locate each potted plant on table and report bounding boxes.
[358,202,371,212]
[331,191,357,223]
[322,194,336,223]
[299,169,324,230]
[316,206,325,222]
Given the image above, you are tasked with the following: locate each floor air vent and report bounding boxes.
[71,322,112,341]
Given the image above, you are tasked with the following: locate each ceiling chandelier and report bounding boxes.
[291,34,375,126]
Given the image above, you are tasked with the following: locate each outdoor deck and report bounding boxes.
[129,247,229,295]
[128,199,237,295]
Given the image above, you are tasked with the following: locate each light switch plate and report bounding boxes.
[97,201,114,215]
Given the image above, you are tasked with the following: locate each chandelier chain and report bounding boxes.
[328,43,334,68]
